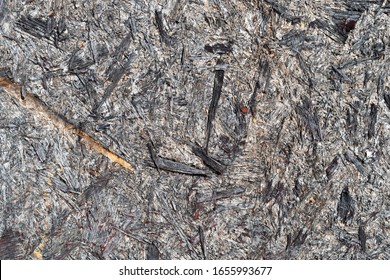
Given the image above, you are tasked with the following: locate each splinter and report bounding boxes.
[0,77,134,172]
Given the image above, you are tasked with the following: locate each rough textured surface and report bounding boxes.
[1,0,390,260]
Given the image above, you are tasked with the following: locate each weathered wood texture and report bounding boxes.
[1,0,390,259]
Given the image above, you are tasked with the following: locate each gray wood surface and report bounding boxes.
[1,0,390,259]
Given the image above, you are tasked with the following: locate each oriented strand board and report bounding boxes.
[1,0,390,259]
